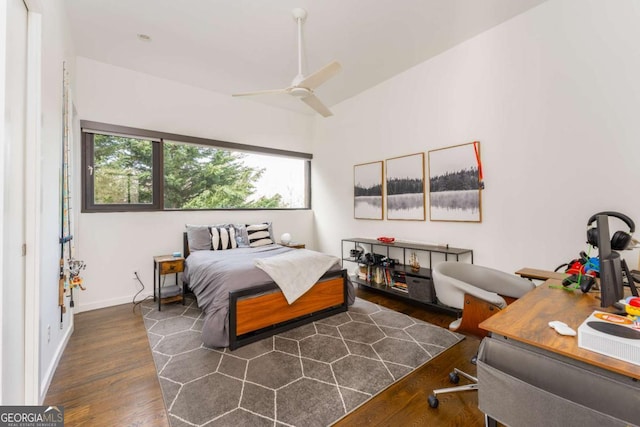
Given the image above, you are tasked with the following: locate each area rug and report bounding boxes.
[142,296,464,427]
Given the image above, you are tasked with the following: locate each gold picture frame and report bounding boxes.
[385,153,425,221]
[428,142,482,222]
[354,161,384,220]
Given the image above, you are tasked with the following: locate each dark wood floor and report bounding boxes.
[44,303,169,427]
[45,287,485,426]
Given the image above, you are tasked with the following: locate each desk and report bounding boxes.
[514,267,567,281]
[480,279,640,379]
[478,279,640,426]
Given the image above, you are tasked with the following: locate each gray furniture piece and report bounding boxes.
[477,335,640,427]
[427,262,535,408]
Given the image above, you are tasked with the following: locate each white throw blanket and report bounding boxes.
[254,249,340,304]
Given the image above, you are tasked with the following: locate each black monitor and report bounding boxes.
[596,214,624,307]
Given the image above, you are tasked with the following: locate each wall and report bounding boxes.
[74,57,315,312]
[312,0,640,275]
[37,0,77,403]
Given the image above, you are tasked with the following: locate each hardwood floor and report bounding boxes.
[335,288,485,427]
[44,303,169,427]
[45,287,485,426]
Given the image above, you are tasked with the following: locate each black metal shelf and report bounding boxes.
[350,276,460,316]
[342,237,473,316]
[342,237,474,266]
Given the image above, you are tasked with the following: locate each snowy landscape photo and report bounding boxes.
[354,161,383,220]
[385,153,425,221]
[428,142,482,222]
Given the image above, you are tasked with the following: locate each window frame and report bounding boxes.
[81,121,312,213]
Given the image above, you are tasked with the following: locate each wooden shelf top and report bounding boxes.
[154,254,184,263]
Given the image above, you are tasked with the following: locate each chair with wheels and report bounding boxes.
[427,261,535,409]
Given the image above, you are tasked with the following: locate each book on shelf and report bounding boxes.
[391,282,408,292]
[393,271,407,283]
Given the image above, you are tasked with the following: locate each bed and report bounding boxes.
[182,230,355,350]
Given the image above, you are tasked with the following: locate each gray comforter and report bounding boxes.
[184,245,354,348]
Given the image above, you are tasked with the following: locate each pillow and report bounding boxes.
[210,225,238,250]
[233,224,250,247]
[246,222,274,247]
[185,224,213,251]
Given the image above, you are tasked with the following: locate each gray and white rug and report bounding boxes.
[142,296,464,427]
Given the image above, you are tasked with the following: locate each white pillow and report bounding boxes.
[210,225,238,250]
[246,223,274,247]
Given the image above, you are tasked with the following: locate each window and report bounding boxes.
[81,121,311,212]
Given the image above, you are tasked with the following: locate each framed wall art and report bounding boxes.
[428,141,482,222]
[353,161,383,220]
[385,153,425,221]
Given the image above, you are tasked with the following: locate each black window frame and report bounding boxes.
[81,121,312,213]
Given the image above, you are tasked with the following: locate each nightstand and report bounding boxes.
[153,255,185,311]
[279,242,305,249]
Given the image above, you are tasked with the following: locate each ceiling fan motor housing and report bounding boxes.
[290,87,311,97]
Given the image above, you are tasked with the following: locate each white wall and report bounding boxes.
[313,0,640,275]
[37,0,77,403]
[74,57,315,312]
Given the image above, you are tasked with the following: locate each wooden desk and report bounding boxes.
[515,267,568,281]
[479,279,640,380]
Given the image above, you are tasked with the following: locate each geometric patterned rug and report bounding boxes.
[142,296,464,427]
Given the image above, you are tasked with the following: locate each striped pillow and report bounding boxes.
[246,223,274,247]
[210,226,238,250]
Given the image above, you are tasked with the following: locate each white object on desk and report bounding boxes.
[578,311,640,366]
[548,320,577,336]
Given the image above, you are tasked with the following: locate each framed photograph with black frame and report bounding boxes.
[385,153,425,221]
[354,161,384,220]
[428,141,482,222]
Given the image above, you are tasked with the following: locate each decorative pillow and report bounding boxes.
[246,222,274,247]
[185,224,213,251]
[233,224,250,247]
[210,225,238,250]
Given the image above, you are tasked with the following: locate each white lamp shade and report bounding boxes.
[280,233,291,244]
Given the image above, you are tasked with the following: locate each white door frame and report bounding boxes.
[0,0,7,406]
[24,0,43,404]
[0,0,43,404]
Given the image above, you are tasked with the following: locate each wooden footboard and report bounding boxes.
[228,269,348,350]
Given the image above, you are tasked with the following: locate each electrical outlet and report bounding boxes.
[47,325,51,343]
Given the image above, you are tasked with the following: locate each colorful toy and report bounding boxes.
[624,297,640,317]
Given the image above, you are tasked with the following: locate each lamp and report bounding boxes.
[280,233,292,245]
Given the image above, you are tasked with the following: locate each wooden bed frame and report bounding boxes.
[183,233,349,350]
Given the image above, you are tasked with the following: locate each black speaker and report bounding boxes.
[586,211,635,251]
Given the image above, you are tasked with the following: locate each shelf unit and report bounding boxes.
[341,238,474,315]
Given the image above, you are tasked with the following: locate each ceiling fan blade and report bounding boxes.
[301,94,333,117]
[298,61,341,90]
[232,88,290,97]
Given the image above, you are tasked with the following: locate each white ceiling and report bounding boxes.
[63,0,548,116]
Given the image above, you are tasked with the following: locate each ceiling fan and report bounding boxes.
[232,8,341,117]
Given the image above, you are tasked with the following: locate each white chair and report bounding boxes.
[427,261,535,409]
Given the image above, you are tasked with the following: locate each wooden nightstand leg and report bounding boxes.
[158,267,162,312]
[177,272,185,305]
[153,261,157,301]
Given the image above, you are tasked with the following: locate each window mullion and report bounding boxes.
[154,140,163,210]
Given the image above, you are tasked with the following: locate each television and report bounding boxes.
[595,214,624,308]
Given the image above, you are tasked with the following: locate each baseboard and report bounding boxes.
[39,320,74,404]
[75,292,153,313]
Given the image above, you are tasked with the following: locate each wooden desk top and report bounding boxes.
[479,280,640,380]
[515,267,568,281]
